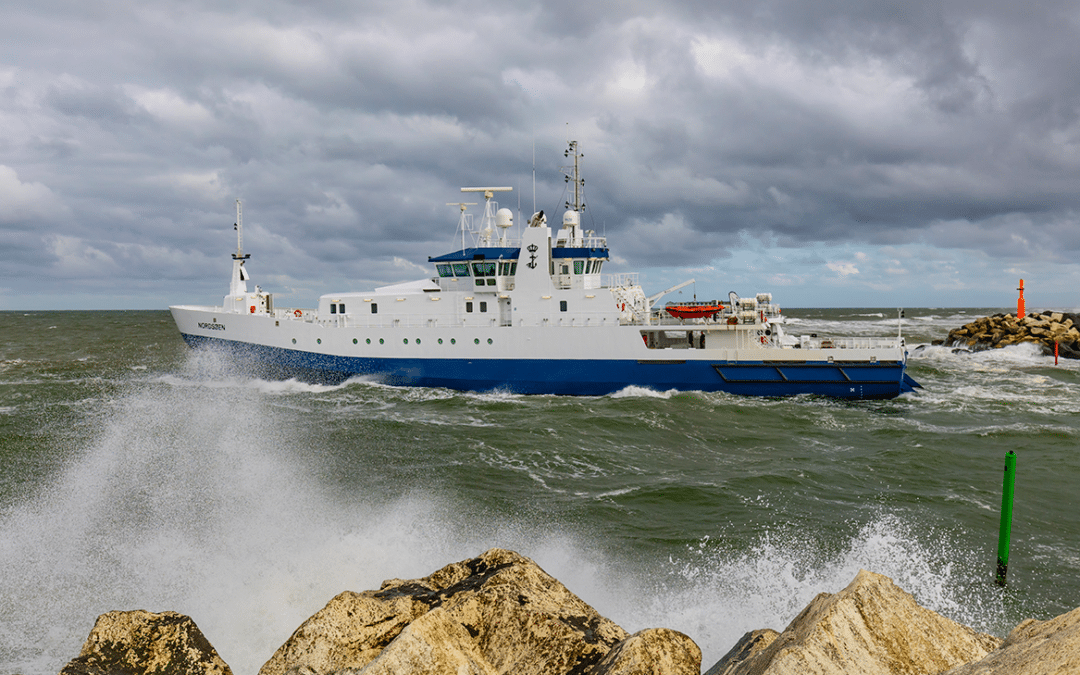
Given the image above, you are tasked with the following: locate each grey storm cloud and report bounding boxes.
[1,0,1079,308]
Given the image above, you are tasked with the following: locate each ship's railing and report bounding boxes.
[604,272,639,288]
[554,235,607,248]
[276,308,313,321]
[798,336,904,350]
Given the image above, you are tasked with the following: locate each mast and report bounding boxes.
[562,141,585,214]
[230,199,250,296]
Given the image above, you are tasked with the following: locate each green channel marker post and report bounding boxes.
[995,451,1017,586]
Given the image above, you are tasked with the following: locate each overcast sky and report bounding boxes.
[2,0,1080,310]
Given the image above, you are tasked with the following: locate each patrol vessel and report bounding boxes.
[170,142,919,398]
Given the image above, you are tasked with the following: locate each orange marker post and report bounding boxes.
[1017,279,1025,319]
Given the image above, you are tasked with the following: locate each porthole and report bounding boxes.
[474,338,480,344]
[291,338,296,344]
[487,338,493,344]
[353,338,358,344]
[438,338,443,344]
[317,338,322,344]
[379,338,384,344]
[403,338,409,344]
[450,338,456,345]
[416,338,421,345]
[366,338,371,344]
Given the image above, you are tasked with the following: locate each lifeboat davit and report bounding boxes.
[664,301,723,320]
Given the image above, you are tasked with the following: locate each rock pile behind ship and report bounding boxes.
[61,548,1080,675]
[938,311,1080,358]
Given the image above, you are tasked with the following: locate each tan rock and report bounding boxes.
[1051,312,1064,322]
[704,629,779,675]
[257,587,428,675]
[60,610,231,675]
[589,628,701,675]
[353,607,497,675]
[259,548,629,675]
[944,606,1080,674]
[719,570,1000,675]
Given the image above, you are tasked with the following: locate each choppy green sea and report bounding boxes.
[2,308,1079,674]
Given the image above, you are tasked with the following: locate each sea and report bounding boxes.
[2,307,1079,675]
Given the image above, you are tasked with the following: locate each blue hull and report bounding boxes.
[180,334,918,399]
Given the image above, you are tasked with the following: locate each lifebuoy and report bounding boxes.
[250,306,256,314]
[294,309,302,318]
[621,303,626,311]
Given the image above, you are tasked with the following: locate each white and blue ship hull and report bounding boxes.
[172,308,918,399]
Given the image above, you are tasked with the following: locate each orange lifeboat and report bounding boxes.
[664,301,723,320]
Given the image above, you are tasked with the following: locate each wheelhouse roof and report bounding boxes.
[428,247,609,262]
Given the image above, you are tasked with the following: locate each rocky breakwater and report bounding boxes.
[61,548,1080,675]
[940,311,1080,358]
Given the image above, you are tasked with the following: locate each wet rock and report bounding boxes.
[714,570,1000,675]
[60,610,231,675]
[589,628,701,675]
[942,605,1080,674]
[258,548,629,675]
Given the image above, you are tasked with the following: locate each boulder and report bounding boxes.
[714,570,1000,675]
[60,610,231,675]
[589,628,701,675]
[258,548,629,675]
[704,629,779,675]
[942,605,1080,675]
[349,607,497,675]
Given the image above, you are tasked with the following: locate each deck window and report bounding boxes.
[480,302,487,313]
[371,303,378,314]
[560,300,567,312]
[339,303,345,313]
[466,301,473,313]
[330,304,337,314]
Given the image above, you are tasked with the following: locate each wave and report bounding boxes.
[609,386,678,399]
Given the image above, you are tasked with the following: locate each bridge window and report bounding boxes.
[574,260,584,274]
[452,263,470,276]
[472,262,496,277]
[436,264,453,278]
